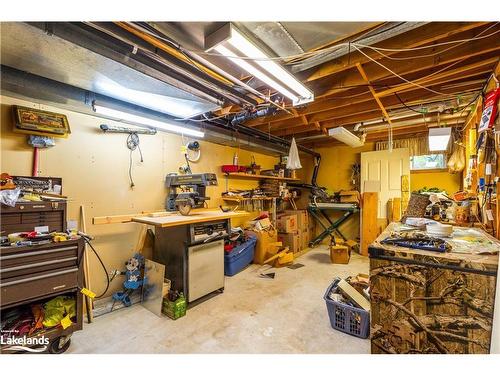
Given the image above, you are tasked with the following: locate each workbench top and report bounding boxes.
[131,209,250,227]
[370,222,499,271]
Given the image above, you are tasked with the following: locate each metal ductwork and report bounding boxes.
[1,65,319,159]
[26,22,258,109]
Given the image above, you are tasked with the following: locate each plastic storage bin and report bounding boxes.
[224,234,257,276]
[323,277,370,339]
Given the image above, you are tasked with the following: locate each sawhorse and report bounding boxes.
[307,204,359,247]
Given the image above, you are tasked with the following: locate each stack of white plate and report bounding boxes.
[426,223,453,237]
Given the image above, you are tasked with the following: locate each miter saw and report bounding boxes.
[165,173,218,215]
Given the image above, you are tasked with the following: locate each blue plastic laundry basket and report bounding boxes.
[323,277,370,339]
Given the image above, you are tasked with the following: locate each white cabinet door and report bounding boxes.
[187,239,224,302]
[360,148,410,219]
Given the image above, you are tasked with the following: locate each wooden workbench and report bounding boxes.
[369,222,499,354]
[131,210,249,227]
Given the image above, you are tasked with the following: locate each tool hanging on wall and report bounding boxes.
[28,136,55,177]
[99,124,157,188]
[179,140,201,174]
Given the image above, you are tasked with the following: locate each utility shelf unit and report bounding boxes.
[222,196,278,202]
[224,172,300,182]
[222,172,301,224]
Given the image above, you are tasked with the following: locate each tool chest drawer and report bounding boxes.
[1,267,79,307]
[1,201,67,233]
[0,201,65,213]
[0,241,81,280]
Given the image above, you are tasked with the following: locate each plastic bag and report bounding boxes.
[0,187,21,207]
[286,137,302,170]
[447,146,465,173]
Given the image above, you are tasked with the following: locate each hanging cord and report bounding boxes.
[81,237,111,299]
[126,132,143,188]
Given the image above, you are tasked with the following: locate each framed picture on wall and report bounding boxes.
[12,105,71,138]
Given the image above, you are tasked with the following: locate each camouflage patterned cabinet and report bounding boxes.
[369,222,499,354]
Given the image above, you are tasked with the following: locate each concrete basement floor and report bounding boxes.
[68,246,370,354]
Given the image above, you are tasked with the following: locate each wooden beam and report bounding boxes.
[248,60,491,129]
[375,57,499,98]
[317,39,500,98]
[246,46,497,128]
[361,192,379,256]
[260,83,483,130]
[92,210,169,224]
[243,23,495,129]
[273,124,323,137]
[356,63,393,124]
[265,90,478,136]
[306,22,490,82]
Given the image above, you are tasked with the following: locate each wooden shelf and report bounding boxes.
[225,172,300,182]
[222,196,278,202]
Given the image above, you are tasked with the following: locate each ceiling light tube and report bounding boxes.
[93,105,205,138]
[207,25,313,106]
[428,127,451,151]
[328,127,365,147]
[227,28,313,103]
[214,45,300,104]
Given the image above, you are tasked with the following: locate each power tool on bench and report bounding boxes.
[165,173,218,215]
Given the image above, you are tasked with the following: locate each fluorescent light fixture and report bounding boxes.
[428,127,451,151]
[328,127,365,147]
[208,25,313,106]
[95,79,211,119]
[93,105,205,138]
[214,45,300,103]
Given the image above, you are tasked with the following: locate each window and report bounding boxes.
[410,154,447,171]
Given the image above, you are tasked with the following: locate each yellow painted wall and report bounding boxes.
[0,95,283,298]
[311,143,376,241]
[410,170,462,195]
[315,143,376,193]
[311,143,462,241]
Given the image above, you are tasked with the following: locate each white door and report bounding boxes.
[360,148,410,219]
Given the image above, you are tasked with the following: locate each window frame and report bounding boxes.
[410,153,448,172]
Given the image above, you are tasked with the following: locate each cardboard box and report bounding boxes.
[300,230,310,249]
[330,245,350,264]
[308,220,316,239]
[339,190,360,204]
[276,214,297,233]
[247,229,279,264]
[284,210,309,229]
[278,231,301,253]
[247,217,272,231]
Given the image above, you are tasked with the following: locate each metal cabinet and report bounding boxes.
[0,239,84,353]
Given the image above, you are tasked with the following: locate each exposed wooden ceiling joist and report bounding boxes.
[187,21,498,143]
[305,22,490,82]
[253,82,483,132]
[243,39,499,128]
